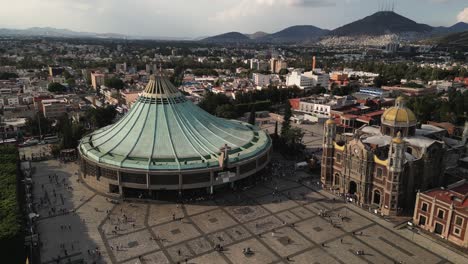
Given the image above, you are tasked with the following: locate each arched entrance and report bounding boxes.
[349,181,357,195]
[334,174,340,186]
[373,190,381,205]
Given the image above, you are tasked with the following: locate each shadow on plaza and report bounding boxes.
[33,160,105,264]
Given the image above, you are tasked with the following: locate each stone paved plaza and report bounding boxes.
[30,159,468,264]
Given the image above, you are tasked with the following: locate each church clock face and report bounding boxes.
[354,148,359,154]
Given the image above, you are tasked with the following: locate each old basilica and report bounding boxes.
[321,97,468,216]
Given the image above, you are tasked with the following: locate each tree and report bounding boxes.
[85,106,117,129]
[62,70,72,79]
[199,92,231,115]
[48,82,66,93]
[215,104,237,119]
[26,113,53,137]
[282,127,305,148]
[281,101,292,137]
[248,104,256,125]
[104,77,125,90]
[0,72,18,80]
[0,146,24,264]
[278,68,289,75]
[66,78,76,86]
[274,121,279,138]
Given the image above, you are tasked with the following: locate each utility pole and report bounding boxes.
[37,111,42,140]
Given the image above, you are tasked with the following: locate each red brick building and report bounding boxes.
[413,181,468,248]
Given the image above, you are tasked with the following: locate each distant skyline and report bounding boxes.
[0,0,467,38]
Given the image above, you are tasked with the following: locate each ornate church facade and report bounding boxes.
[321,97,466,216]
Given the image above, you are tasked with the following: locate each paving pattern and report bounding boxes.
[31,159,467,264]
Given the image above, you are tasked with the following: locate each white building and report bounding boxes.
[253,73,271,87]
[305,71,330,88]
[286,70,329,89]
[6,96,19,106]
[286,71,314,89]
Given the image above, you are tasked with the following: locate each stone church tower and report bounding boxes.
[321,118,336,186]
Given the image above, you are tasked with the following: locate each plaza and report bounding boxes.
[29,157,468,264]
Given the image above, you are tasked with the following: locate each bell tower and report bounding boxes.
[321,118,336,187]
[382,132,406,215]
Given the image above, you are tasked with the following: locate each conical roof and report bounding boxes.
[79,75,271,171]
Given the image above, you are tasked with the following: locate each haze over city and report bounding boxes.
[0,0,467,37]
[1,0,468,264]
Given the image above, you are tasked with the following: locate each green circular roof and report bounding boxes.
[79,75,271,171]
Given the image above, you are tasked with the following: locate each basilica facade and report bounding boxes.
[320,97,461,216]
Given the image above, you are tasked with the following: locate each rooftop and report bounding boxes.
[79,75,271,171]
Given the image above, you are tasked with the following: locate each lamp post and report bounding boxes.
[37,111,42,140]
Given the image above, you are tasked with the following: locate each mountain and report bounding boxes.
[259,25,329,43]
[330,11,433,36]
[201,32,250,43]
[435,30,468,47]
[0,27,127,39]
[247,31,269,40]
[433,22,468,34]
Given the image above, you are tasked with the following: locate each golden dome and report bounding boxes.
[381,97,417,126]
[382,107,417,123]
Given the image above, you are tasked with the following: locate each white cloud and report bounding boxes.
[213,0,334,21]
[457,7,468,22]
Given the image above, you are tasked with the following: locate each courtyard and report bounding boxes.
[29,157,467,264]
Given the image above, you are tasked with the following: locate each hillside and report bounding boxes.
[202,32,250,43]
[260,25,329,43]
[433,22,468,35]
[330,11,433,36]
[0,27,127,39]
[436,30,468,47]
[247,31,269,40]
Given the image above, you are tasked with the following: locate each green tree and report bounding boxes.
[104,77,125,90]
[62,70,72,79]
[281,101,292,137]
[278,68,289,75]
[48,82,66,93]
[248,104,256,125]
[282,127,305,148]
[26,113,53,137]
[85,106,117,128]
[0,72,18,80]
[215,104,237,119]
[199,92,231,115]
[274,121,279,138]
[0,146,24,264]
[66,78,76,86]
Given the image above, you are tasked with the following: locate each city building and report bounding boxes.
[270,58,287,74]
[286,70,329,89]
[79,75,272,198]
[253,73,271,87]
[321,97,467,216]
[48,66,64,77]
[384,43,399,53]
[91,72,105,90]
[413,180,468,248]
[291,95,357,119]
[42,99,67,119]
[115,63,127,73]
[381,85,437,97]
[286,70,314,89]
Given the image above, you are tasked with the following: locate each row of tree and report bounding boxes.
[407,88,468,125]
[0,145,24,263]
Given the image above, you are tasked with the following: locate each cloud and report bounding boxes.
[457,8,468,22]
[256,0,335,7]
[213,0,334,21]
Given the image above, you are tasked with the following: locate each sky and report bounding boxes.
[0,0,467,38]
